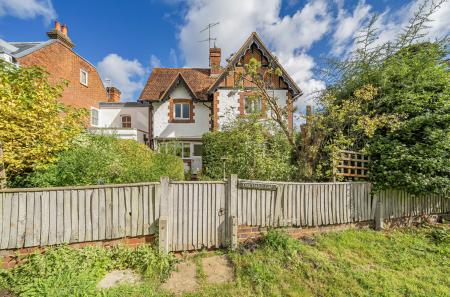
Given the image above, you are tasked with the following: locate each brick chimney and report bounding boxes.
[47,20,75,49]
[209,47,221,76]
[107,87,121,102]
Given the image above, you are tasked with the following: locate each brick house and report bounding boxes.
[0,21,115,124]
[96,32,302,173]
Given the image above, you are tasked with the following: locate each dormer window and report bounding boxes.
[169,99,194,123]
[174,102,190,120]
[80,69,88,86]
[121,115,131,128]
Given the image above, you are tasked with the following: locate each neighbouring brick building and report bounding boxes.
[0,21,116,116]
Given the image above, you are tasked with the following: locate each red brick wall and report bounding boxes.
[17,41,108,109]
[0,235,155,269]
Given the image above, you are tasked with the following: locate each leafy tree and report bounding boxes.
[0,61,86,186]
[308,0,450,194]
[368,43,450,194]
[202,116,295,181]
[28,135,185,187]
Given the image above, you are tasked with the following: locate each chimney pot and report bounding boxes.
[54,20,61,31]
[209,47,221,76]
[61,24,68,36]
[107,87,121,103]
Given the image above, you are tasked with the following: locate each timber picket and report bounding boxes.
[0,180,448,252]
[0,183,159,250]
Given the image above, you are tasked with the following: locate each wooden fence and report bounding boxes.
[235,181,373,228]
[0,183,159,250]
[0,177,449,252]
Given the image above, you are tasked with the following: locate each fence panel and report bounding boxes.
[237,181,373,228]
[168,181,227,251]
[1,179,449,252]
[375,189,450,219]
[0,183,159,249]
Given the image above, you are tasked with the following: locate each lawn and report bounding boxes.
[1,225,449,297]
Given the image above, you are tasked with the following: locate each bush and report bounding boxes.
[0,245,176,297]
[202,117,295,181]
[27,135,184,187]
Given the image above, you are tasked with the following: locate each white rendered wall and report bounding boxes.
[98,106,149,132]
[153,85,211,139]
[217,88,288,129]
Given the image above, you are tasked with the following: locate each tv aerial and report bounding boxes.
[198,22,219,65]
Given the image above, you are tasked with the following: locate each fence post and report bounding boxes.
[0,142,6,189]
[227,174,238,249]
[158,177,170,253]
[374,200,384,230]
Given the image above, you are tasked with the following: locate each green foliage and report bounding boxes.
[312,41,449,194]
[0,60,86,186]
[27,135,184,187]
[2,227,450,296]
[224,226,450,297]
[201,117,295,181]
[368,43,450,194]
[0,245,176,297]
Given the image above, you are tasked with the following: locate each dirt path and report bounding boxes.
[161,254,234,295]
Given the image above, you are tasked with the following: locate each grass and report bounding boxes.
[1,225,449,297]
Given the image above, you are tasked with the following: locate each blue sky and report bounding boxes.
[0,0,449,105]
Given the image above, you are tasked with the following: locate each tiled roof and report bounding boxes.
[139,68,217,101]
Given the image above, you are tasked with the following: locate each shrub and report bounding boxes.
[202,117,295,181]
[27,135,184,187]
[0,245,176,297]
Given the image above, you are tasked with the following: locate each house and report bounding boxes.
[97,32,302,173]
[0,21,115,120]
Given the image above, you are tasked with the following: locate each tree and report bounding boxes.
[368,43,450,194]
[309,0,450,193]
[202,116,295,181]
[0,61,86,186]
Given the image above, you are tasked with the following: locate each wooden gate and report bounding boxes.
[165,181,227,251]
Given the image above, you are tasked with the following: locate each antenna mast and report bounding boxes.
[198,22,219,66]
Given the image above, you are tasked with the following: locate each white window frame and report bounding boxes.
[80,69,88,86]
[174,102,190,120]
[90,107,99,127]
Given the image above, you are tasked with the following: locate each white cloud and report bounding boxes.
[176,0,450,110]
[150,54,161,68]
[169,48,178,67]
[278,52,326,102]
[0,0,56,22]
[427,0,450,38]
[263,0,332,55]
[178,0,332,109]
[179,0,280,68]
[334,0,450,56]
[97,54,146,101]
[331,0,371,55]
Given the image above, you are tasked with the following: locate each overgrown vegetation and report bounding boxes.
[202,116,295,181]
[203,1,450,195]
[27,135,185,187]
[0,60,86,187]
[2,226,449,296]
[0,245,176,297]
[201,226,450,296]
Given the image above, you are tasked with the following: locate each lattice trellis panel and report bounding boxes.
[335,150,369,180]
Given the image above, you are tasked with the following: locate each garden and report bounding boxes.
[1,224,449,296]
